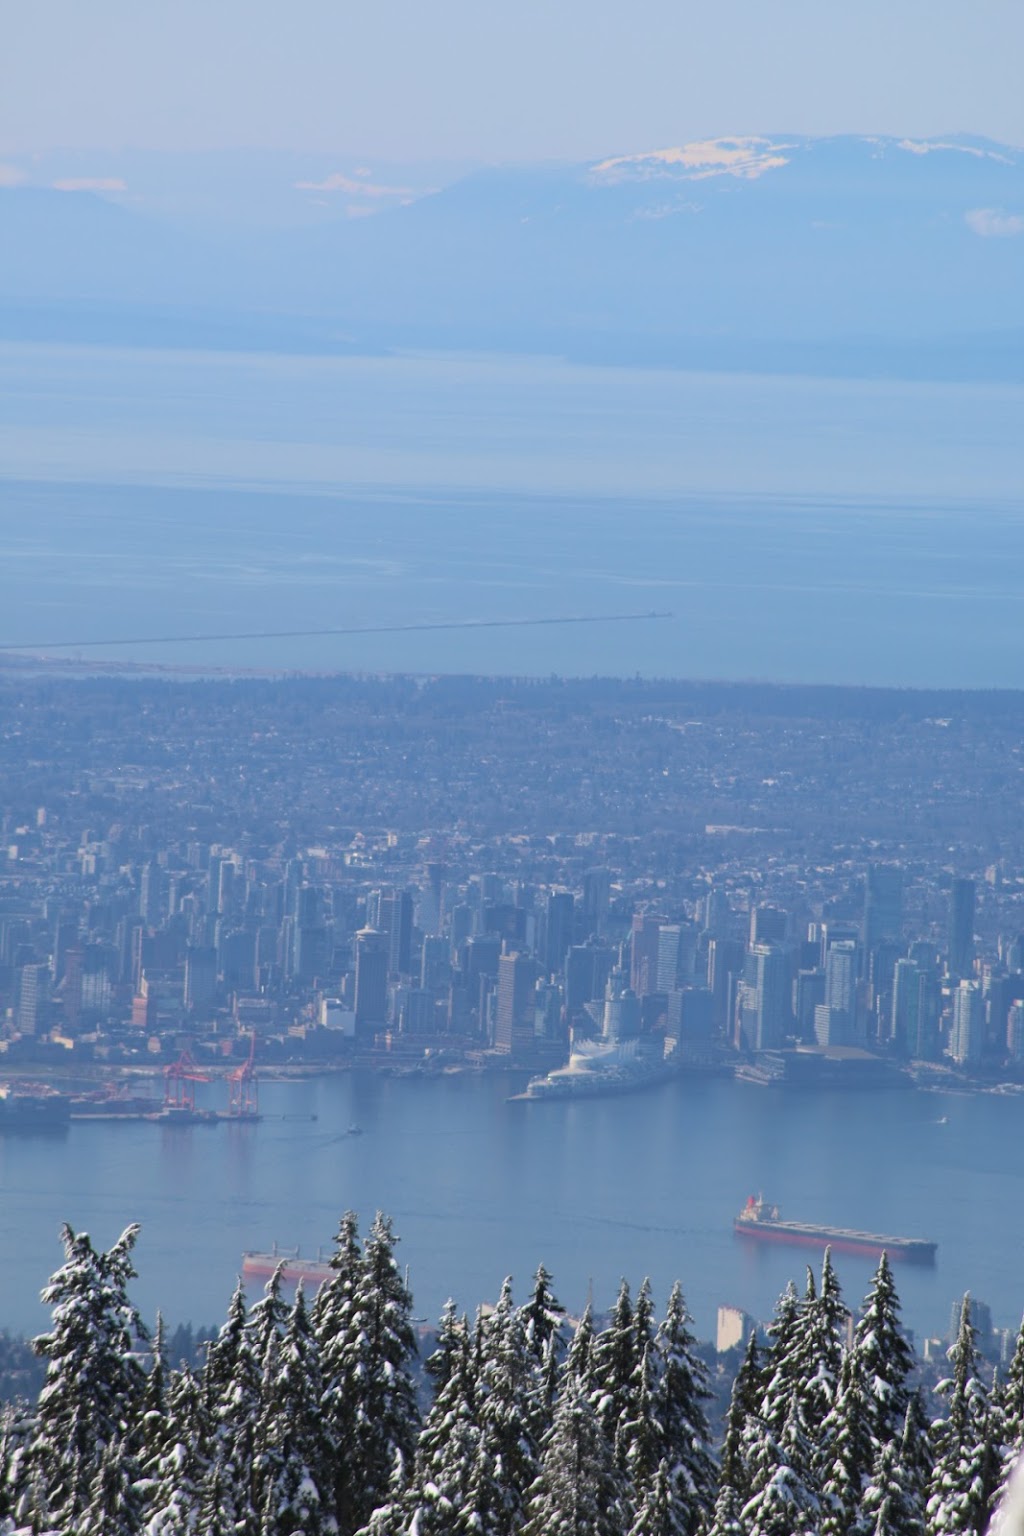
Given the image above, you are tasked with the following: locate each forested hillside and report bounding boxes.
[0,1216,1020,1535]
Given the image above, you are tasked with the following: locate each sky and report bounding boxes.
[3,0,1023,164]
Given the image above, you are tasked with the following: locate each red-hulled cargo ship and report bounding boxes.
[242,1246,334,1289]
[734,1195,937,1264]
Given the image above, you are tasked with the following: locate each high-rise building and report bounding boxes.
[1008,1001,1024,1062]
[1003,933,1024,974]
[630,913,663,997]
[948,879,976,979]
[16,963,49,1035]
[217,858,237,918]
[494,951,537,1055]
[184,945,217,1011]
[62,946,84,1032]
[701,886,732,939]
[564,940,615,1021]
[794,968,826,1043]
[601,967,641,1042]
[422,862,446,936]
[814,1003,848,1047]
[131,976,159,1030]
[379,890,414,976]
[891,957,940,1060]
[749,906,787,946]
[581,868,610,934]
[543,891,575,976]
[294,884,321,930]
[421,935,451,992]
[463,934,501,986]
[293,924,328,985]
[949,980,983,1064]
[707,937,745,1032]
[354,928,389,1029]
[824,939,858,1039]
[863,864,903,953]
[656,926,682,993]
[656,922,696,989]
[138,860,164,926]
[741,943,789,1051]
[667,986,713,1044]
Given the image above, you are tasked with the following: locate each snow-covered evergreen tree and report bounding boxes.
[473,1277,541,1536]
[0,1400,36,1530]
[650,1280,715,1536]
[520,1263,566,1366]
[854,1254,915,1456]
[202,1278,249,1421]
[719,1330,762,1508]
[195,1461,237,1536]
[423,1299,463,1396]
[141,1364,211,1536]
[990,1314,1024,1520]
[926,1296,998,1536]
[742,1394,820,1536]
[793,1249,849,1446]
[592,1279,639,1458]
[138,1313,169,1478]
[74,1435,142,1536]
[315,1211,364,1534]
[248,1264,291,1382]
[705,1483,746,1536]
[860,1436,923,1536]
[564,1301,596,1393]
[29,1223,147,1533]
[620,1342,662,1527]
[627,1456,687,1536]
[898,1392,933,1536]
[253,1285,334,1536]
[203,1277,262,1536]
[759,1281,803,1439]
[819,1349,876,1536]
[521,1369,625,1536]
[340,1212,420,1535]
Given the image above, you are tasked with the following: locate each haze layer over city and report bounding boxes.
[2,7,1024,1536]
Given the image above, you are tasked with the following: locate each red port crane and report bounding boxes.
[163,1046,211,1113]
[227,1031,259,1118]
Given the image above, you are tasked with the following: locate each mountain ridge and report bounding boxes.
[2,134,1021,378]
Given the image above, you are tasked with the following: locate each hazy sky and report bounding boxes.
[3,0,1023,162]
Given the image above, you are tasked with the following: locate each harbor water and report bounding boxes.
[0,1070,1020,1346]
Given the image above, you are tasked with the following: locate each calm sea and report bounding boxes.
[1,341,1023,685]
[0,1072,1020,1346]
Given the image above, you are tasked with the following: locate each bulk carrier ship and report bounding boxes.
[241,1245,334,1289]
[734,1195,937,1264]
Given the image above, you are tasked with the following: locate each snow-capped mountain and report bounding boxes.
[2,134,1021,375]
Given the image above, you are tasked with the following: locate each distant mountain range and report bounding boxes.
[2,135,1022,376]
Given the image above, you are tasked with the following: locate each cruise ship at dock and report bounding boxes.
[509,1038,677,1102]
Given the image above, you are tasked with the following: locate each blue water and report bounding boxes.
[0,1073,1021,1346]
[1,342,1023,684]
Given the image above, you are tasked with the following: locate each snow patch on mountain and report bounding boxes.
[898,138,1016,164]
[591,137,794,183]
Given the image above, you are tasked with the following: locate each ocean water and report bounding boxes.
[0,1072,1020,1347]
[1,341,1023,684]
